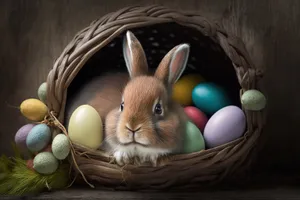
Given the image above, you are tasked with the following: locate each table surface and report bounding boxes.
[2,172,300,200]
[2,186,300,200]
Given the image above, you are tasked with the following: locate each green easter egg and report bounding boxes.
[183,121,205,153]
[241,89,266,111]
[38,82,47,103]
[52,134,70,160]
[33,152,58,175]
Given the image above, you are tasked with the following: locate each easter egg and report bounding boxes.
[41,144,52,153]
[192,83,231,116]
[20,98,48,121]
[184,106,208,132]
[15,124,35,150]
[204,106,246,148]
[26,124,51,153]
[26,159,34,170]
[52,134,70,160]
[241,89,266,111]
[68,105,103,150]
[33,152,58,175]
[38,82,47,103]
[172,74,205,106]
[183,121,205,153]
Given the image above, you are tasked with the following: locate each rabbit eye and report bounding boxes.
[154,103,163,115]
[120,102,124,111]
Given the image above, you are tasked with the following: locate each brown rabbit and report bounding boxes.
[104,31,190,166]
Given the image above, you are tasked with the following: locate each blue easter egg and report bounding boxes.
[26,124,51,153]
[192,83,231,116]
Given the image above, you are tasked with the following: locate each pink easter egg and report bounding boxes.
[184,106,208,132]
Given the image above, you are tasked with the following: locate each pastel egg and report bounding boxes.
[15,124,35,150]
[37,82,47,103]
[172,74,205,106]
[26,124,51,153]
[241,89,266,111]
[41,144,52,153]
[52,134,70,160]
[68,105,103,150]
[204,106,246,148]
[33,152,58,175]
[26,159,34,171]
[192,83,231,116]
[20,98,48,121]
[183,121,205,153]
[184,106,208,132]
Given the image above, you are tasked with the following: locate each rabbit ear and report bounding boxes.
[154,44,190,85]
[123,31,148,78]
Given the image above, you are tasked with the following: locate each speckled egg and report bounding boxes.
[52,134,70,160]
[204,106,246,148]
[38,82,47,103]
[192,83,231,116]
[15,124,35,150]
[26,124,51,153]
[172,74,205,106]
[33,152,58,175]
[183,121,205,153]
[42,144,52,153]
[26,159,34,171]
[20,98,48,121]
[241,89,266,111]
[68,105,103,150]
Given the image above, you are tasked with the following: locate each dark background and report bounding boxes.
[0,0,299,178]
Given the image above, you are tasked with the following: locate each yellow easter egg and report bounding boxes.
[20,98,48,121]
[173,74,205,106]
[68,105,103,150]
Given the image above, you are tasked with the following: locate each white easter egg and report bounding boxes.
[52,134,70,160]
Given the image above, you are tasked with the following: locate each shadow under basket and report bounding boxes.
[46,5,266,190]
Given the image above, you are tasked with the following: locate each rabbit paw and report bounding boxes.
[150,155,159,167]
[114,151,130,166]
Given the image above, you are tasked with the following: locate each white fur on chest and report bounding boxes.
[113,144,170,165]
[118,145,170,157]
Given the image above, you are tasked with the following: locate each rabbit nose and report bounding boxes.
[125,126,141,134]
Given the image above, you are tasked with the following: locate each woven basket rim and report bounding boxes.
[46,4,266,189]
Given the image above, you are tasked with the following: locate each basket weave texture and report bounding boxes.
[46,5,265,190]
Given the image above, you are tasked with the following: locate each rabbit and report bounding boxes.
[104,31,190,166]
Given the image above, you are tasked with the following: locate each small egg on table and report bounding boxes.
[33,152,59,175]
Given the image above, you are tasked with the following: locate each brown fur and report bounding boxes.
[105,76,186,152]
[67,31,190,166]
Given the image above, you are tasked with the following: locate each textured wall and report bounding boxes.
[0,0,299,174]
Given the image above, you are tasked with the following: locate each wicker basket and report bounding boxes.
[46,5,265,190]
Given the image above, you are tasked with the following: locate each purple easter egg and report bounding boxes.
[203,106,246,148]
[15,124,36,150]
